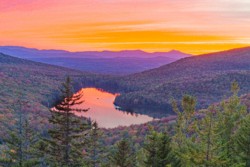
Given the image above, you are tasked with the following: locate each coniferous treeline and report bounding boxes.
[0,78,249,167]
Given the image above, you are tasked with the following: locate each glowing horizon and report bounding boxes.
[1,0,250,54]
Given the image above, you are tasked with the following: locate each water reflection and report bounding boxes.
[73,88,154,129]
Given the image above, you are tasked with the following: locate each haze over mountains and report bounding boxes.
[0,46,192,75]
[1,46,250,118]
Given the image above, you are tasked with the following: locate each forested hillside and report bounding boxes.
[1,0,250,166]
[0,53,112,130]
[1,79,249,166]
[114,47,250,112]
[2,46,250,119]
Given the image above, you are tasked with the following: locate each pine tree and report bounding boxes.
[216,81,247,166]
[44,76,90,166]
[109,139,136,167]
[143,127,173,167]
[235,114,250,166]
[195,106,222,166]
[171,95,197,166]
[88,121,103,167]
[171,82,249,166]
[143,129,158,167]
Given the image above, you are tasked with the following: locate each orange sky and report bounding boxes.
[1,0,250,54]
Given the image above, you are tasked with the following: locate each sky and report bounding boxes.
[1,0,250,54]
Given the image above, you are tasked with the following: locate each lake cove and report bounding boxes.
[73,88,154,129]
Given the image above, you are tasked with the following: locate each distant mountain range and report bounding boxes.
[1,46,250,118]
[0,46,192,75]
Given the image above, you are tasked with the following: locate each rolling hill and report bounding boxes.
[0,46,191,75]
[1,46,250,118]
[0,53,113,130]
[113,47,250,113]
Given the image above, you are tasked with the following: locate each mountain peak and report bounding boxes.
[168,49,182,54]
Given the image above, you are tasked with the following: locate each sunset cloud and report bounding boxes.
[0,0,250,54]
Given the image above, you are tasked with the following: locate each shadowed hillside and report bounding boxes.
[1,47,250,118]
[114,47,250,113]
[0,53,112,129]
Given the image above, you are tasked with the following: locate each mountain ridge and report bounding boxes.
[1,46,250,117]
[0,46,192,59]
[0,46,192,75]
[113,46,250,114]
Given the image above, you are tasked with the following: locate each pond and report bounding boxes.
[73,88,154,129]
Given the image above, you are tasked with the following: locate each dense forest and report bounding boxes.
[1,48,250,166]
[0,77,249,166]
[2,47,250,118]
[113,47,250,113]
[2,0,250,166]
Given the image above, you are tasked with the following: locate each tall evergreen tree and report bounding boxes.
[216,81,247,166]
[235,114,250,166]
[88,121,103,167]
[45,76,90,166]
[143,127,174,167]
[143,129,158,167]
[171,82,249,166]
[195,106,222,166]
[171,95,197,166]
[109,139,136,167]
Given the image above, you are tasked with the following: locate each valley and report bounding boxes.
[1,47,250,166]
[1,47,250,121]
[1,1,250,166]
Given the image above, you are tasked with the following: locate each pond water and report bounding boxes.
[73,88,154,129]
